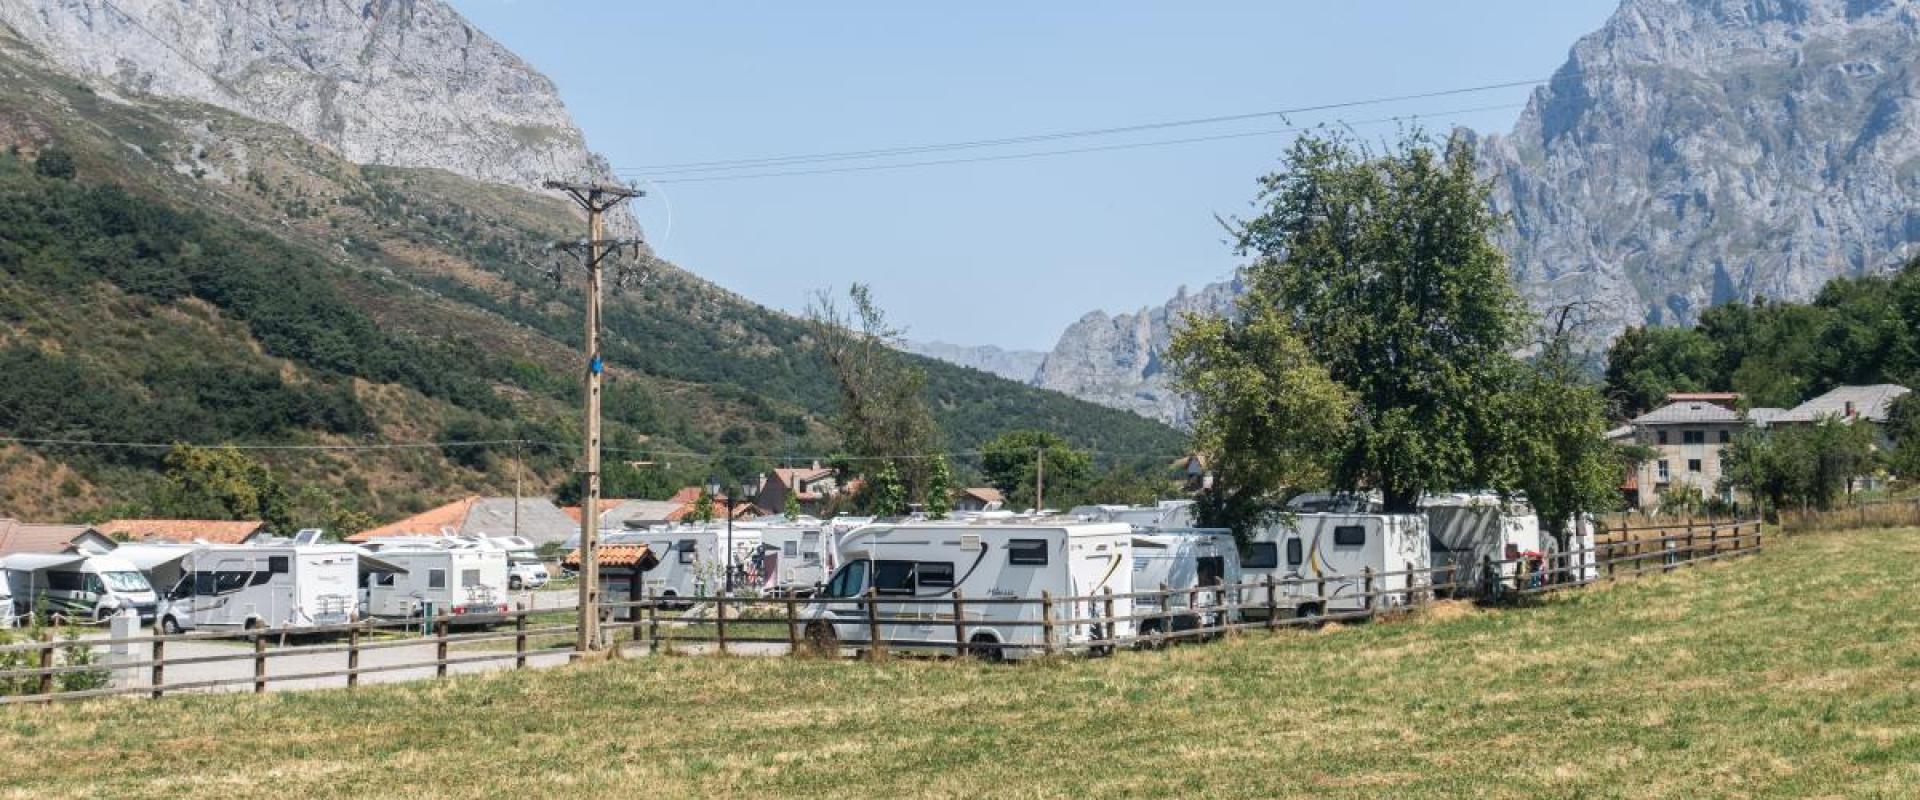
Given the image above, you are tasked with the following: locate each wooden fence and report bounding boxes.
[0,519,1763,705]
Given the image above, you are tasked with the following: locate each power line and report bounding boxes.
[639,103,1525,185]
[0,437,522,451]
[0,437,1187,463]
[614,78,1544,175]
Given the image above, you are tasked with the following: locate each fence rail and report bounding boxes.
[0,518,1763,706]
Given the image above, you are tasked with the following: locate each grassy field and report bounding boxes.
[4,527,1920,798]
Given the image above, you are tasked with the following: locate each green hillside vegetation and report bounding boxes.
[0,35,1180,522]
[5,526,1917,797]
[1605,257,1920,416]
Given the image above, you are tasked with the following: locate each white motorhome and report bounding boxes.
[152,544,363,633]
[603,524,763,602]
[802,521,1135,660]
[361,547,510,624]
[481,536,549,590]
[1130,530,1240,636]
[1423,494,1543,592]
[0,574,11,628]
[1241,513,1430,619]
[749,524,836,596]
[3,553,159,624]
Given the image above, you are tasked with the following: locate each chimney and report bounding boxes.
[811,459,821,471]
[1845,400,1856,418]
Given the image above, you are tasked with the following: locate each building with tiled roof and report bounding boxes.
[0,520,115,557]
[1625,396,1755,511]
[751,463,851,514]
[1771,384,1911,425]
[347,496,576,546]
[955,487,1005,512]
[97,519,268,545]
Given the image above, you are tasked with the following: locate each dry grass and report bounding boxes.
[4,527,1920,798]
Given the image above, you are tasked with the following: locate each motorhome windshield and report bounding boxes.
[101,571,152,594]
[821,560,868,598]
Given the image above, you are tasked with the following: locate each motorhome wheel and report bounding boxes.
[509,576,523,590]
[803,621,838,656]
[967,633,1005,663]
[160,616,182,635]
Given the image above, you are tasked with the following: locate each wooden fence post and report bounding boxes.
[865,586,884,661]
[348,622,362,688]
[514,603,528,670]
[1482,556,1496,600]
[435,620,449,679]
[1102,586,1117,646]
[785,594,800,654]
[150,637,165,699]
[1040,590,1056,656]
[952,589,968,659]
[37,638,53,698]
[647,590,660,655]
[1156,583,1170,647]
[1264,575,1277,629]
[715,592,730,656]
[252,632,267,694]
[1362,567,1375,612]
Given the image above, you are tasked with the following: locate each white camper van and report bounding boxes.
[1423,494,1543,592]
[485,536,551,590]
[155,544,362,633]
[802,521,1135,660]
[750,524,835,596]
[361,547,510,624]
[1131,530,1240,636]
[1241,513,1430,619]
[604,524,763,603]
[3,553,159,624]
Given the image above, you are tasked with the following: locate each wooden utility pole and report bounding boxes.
[544,180,644,655]
[1035,447,1045,514]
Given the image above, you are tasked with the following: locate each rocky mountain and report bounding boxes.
[1016,0,1920,422]
[0,0,620,201]
[898,340,1047,384]
[1030,279,1243,426]
[1473,0,1920,336]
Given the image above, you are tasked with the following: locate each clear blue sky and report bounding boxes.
[449,1,1620,350]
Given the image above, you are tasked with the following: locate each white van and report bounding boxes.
[3,553,159,624]
[1131,530,1240,636]
[1424,494,1543,592]
[485,536,551,590]
[802,521,1135,660]
[749,524,836,596]
[1241,513,1430,619]
[361,547,510,624]
[155,544,361,633]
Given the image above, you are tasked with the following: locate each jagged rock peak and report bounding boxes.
[0,0,620,194]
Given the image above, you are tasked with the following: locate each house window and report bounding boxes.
[1719,430,1731,444]
[1657,460,1671,481]
[1688,459,1702,473]
[1241,542,1279,569]
[1682,430,1706,445]
[1007,539,1048,566]
[1657,431,1668,445]
[1333,526,1366,547]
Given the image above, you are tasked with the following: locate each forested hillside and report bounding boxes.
[0,37,1181,523]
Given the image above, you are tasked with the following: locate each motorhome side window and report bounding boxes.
[1242,542,1279,569]
[1007,539,1048,566]
[268,556,289,574]
[873,560,916,596]
[676,539,697,564]
[428,569,447,590]
[461,569,482,588]
[47,572,83,592]
[917,562,956,588]
[1286,539,1304,567]
[824,560,867,598]
[802,532,821,562]
[1333,525,1366,547]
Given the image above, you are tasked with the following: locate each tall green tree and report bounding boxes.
[980,430,1092,510]
[868,462,907,517]
[1723,418,1878,512]
[1603,325,1722,417]
[690,489,716,524]
[923,455,954,520]
[805,284,942,503]
[150,445,292,531]
[1167,306,1351,539]
[1886,394,1920,479]
[1234,129,1526,512]
[1498,322,1624,546]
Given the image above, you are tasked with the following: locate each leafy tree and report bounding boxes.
[1167,306,1351,539]
[1604,325,1721,417]
[1723,418,1878,512]
[805,284,942,501]
[1498,324,1623,546]
[924,455,953,520]
[1887,394,1920,479]
[868,462,907,517]
[33,148,75,180]
[150,445,292,531]
[690,489,716,524]
[783,492,801,522]
[1233,129,1525,511]
[981,430,1092,511]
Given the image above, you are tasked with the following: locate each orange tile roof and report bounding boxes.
[98,519,266,545]
[562,543,659,570]
[346,497,480,543]
[560,506,583,523]
[0,519,104,556]
[960,487,1005,504]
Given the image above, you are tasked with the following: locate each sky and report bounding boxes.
[448,1,1621,351]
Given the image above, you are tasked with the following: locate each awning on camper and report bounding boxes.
[358,554,409,575]
[0,552,88,572]
[111,545,197,573]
